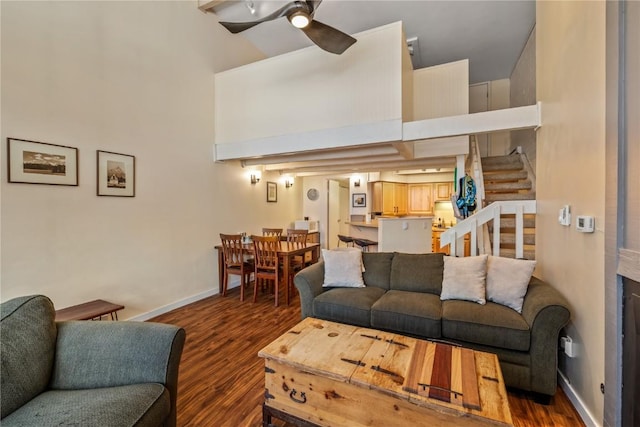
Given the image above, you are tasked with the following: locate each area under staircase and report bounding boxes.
[441,142,537,260]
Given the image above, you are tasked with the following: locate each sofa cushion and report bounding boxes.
[389,253,444,294]
[362,252,394,290]
[322,249,365,288]
[440,255,488,305]
[313,287,386,327]
[0,295,57,419]
[442,300,531,351]
[486,255,537,313]
[371,290,442,338]
[1,383,169,427]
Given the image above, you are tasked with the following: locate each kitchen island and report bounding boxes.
[347,217,433,253]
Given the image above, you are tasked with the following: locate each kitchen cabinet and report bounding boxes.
[373,182,408,216]
[432,229,470,256]
[435,182,454,201]
[408,184,434,215]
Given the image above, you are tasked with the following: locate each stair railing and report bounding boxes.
[441,200,536,258]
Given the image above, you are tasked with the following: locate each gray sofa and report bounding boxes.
[0,295,186,426]
[294,252,571,400]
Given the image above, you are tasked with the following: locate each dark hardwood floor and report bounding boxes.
[150,288,585,427]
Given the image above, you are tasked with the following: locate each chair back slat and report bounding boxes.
[262,228,283,239]
[252,235,280,271]
[286,229,308,248]
[219,234,245,267]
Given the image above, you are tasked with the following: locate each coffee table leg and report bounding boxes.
[262,403,272,427]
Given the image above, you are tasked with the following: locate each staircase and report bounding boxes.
[481,153,536,259]
[441,144,537,260]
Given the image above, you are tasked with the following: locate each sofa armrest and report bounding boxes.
[520,277,571,395]
[50,321,185,427]
[294,261,326,318]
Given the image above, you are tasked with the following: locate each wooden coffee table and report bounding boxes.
[259,317,513,427]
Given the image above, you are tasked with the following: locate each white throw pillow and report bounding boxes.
[330,247,365,272]
[486,256,537,313]
[322,249,365,288]
[440,255,488,305]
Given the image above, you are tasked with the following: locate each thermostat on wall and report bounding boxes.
[576,216,595,233]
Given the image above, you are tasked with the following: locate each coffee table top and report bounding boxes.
[259,317,512,426]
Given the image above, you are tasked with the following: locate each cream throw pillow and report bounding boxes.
[486,256,536,313]
[440,255,488,305]
[322,249,365,288]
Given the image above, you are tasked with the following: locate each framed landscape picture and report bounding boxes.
[267,181,277,202]
[7,138,78,186]
[352,193,366,208]
[97,150,135,197]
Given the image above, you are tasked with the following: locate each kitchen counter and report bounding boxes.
[346,220,379,228]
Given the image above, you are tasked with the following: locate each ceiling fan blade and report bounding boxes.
[306,0,322,15]
[300,20,357,55]
[219,2,300,34]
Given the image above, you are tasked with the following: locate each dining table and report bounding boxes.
[215,240,321,298]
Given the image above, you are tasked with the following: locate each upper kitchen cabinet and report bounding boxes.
[373,182,408,216]
[435,182,454,201]
[408,183,434,215]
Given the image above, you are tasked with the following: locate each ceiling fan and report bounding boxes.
[218,0,357,55]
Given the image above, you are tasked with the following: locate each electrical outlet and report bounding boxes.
[560,336,577,358]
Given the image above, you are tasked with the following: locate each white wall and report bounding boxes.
[536,1,606,423]
[0,1,304,319]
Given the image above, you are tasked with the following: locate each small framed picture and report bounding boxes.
[97,150,135,197]
[266,181,277,203]
[7,138,78,186]
[352,193,366,208]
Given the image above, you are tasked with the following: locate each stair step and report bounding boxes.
[483,171,529,182]
[481,155,524,171]
[498,233,536,245]
[485,193,536,203]
[498,248,536,260]
[485,181,532,192]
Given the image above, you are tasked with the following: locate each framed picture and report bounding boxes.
[97,150,135,197]
[352,193,366,208]
[7,138,78,186]
[266,181,277,202]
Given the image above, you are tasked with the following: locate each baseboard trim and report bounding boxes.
[126,289,218,322]
[558,371,601,427]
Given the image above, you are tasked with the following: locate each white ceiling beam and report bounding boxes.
[391,141,415,159]
[403,103,541,141]
[413,136,469,158]
[279,157,456,174]
[215,119,403,161]
[262,154,408,171]
[240,145,400,166]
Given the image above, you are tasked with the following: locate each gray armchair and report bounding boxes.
[1,295,185,426]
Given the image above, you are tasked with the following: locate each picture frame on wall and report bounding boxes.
[7,138,79,186]
[266,181,277,202]
[97,150,135,197]
[352,193,366,208]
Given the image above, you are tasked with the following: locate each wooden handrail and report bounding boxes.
[441,200,536,258]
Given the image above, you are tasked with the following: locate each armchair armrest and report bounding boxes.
[520,277,571,395]
[294,261,326,318]
[50,321,185,426]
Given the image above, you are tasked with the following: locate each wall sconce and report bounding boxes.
[285,178,294,188]
[354,178,361,187]
[250,173,260,184]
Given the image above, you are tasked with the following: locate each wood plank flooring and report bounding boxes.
[150,288,585,427]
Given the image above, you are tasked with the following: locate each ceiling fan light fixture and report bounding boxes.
[289,11,310,29]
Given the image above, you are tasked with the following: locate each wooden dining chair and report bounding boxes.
[219,233,254,302]
[251,235,284,306]
[262,228,283,240]
[286,229,309,296]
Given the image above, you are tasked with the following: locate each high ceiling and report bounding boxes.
[204,0,536,176]
[209,0,535,84]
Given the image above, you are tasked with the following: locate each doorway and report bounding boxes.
[327,179,350,249]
